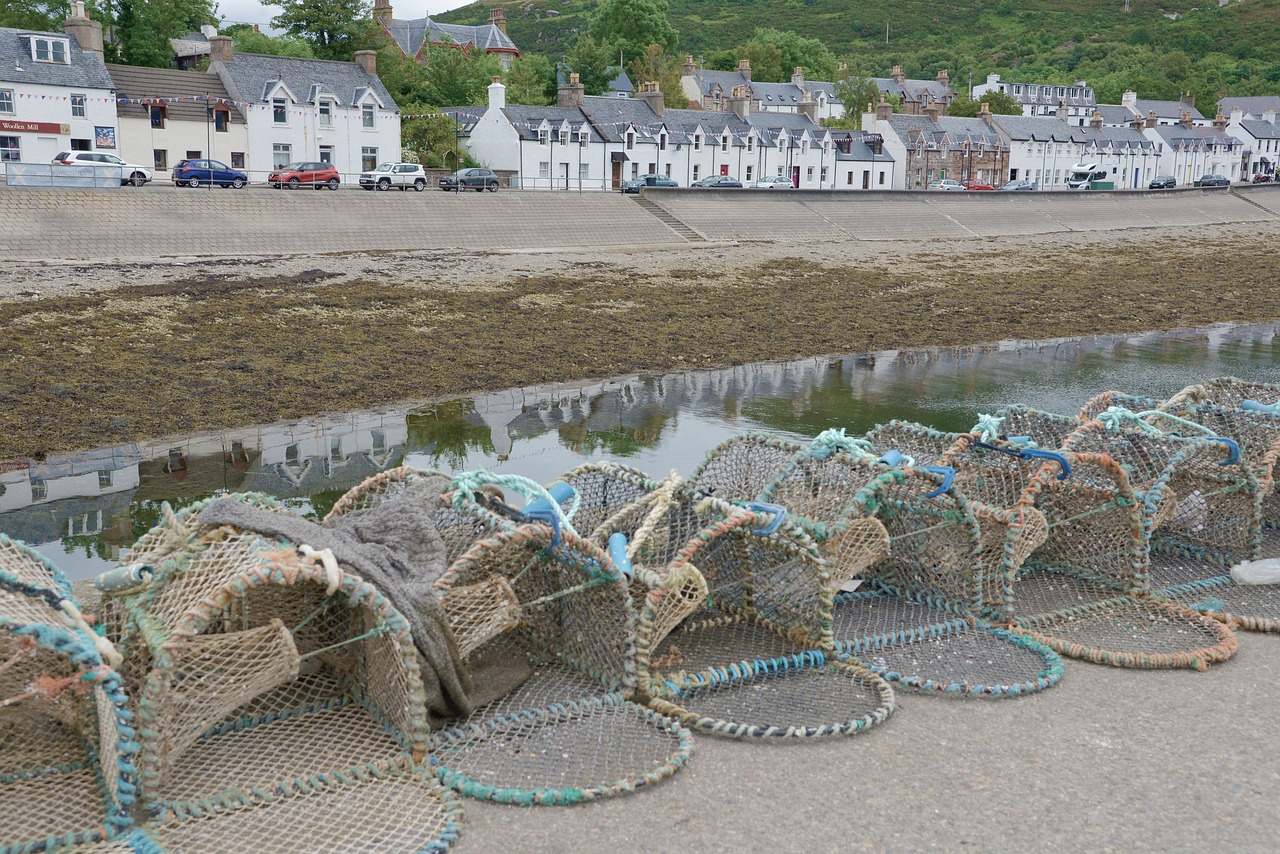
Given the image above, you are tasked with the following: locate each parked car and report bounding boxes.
[52,151,152,186]
[172,158,248,188]
[621,174,679,193]
[926,178,965,191]
[961,179,994,191]
[753,175,794,189]
[359,162,427,191]
[1149,175,1177,190]
[691,175,744,188]
[1194,174,1230,187]
[997,179,1035,191]
[440,167,500,191]
[268,161,340,190]
[1252,173,1274,184]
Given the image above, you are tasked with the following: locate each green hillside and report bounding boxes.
[440,0,1280,107]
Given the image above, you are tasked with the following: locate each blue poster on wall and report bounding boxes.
[95,126,116,149]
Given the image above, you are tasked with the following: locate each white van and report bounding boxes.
[1066,163,1109,190]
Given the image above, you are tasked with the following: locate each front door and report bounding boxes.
[862,170,870,190]
[611,161,622,190]
[720,163,729,176]
[791,166,800,187]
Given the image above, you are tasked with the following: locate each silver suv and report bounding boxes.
[359,162,427,191]
[52,151,152,186]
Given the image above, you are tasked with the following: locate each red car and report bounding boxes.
[267,161,340,190]
[962,179,995,191]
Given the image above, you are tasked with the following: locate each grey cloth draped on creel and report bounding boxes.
[196,476,530,724]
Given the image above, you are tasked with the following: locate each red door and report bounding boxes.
[720,164,729,176]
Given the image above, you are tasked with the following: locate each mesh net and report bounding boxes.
[0,536,136,851]
[831,590,1063,696]
[1150,527,1280,633]
[429,523,692,803]
[97,506,429,822]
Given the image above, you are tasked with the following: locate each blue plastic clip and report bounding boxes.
[1206,436,1240,466]
[523,507,561,547]
[745,502,787,536]
[608,532,633,578]
[1241,400,1279,414]
[921,465,956,498]
[525,481,576,516]
[1018,448,1072,479]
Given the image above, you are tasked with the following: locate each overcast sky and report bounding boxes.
[215,0,471,31]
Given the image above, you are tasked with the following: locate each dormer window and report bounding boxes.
[319,100,333,127]
[273,98,287,124]
[721,134,729,152]
[578,128,589,146]
[209,105,230,132]
[31,37,69,64]
[693,133,701,151]
[626,131,635,150]
[150,104,166,129]
[746,135,754,152]
[559,127,569,145]
[539,128,549,145]
[361,103,375,128]
[659,131,666,151]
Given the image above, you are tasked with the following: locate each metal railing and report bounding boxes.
[4,163,125,189]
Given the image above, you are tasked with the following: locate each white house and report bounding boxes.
[1226,108,1280,179]
[468,76,891,191]
[206,36,400,182]
[1145,116,1243,184]
[107,63,249,182]
[974,73,1099,125]
[0,4,116,173]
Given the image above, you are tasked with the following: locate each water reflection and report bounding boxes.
[4,323,1276,579]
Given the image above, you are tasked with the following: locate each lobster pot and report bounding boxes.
[100,510,463,853]
[1062,421,1262,570]
[688,433,805,504]
[1164,376,1280,411]
[994,404,1083,449]
[1157,569,1280,634]
[430,525,692,805]
[551,461,660,538]
[0,536,137,852]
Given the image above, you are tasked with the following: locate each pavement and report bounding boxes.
[1,183,1277,262]
[461,632,1280,852]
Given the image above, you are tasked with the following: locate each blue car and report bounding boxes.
[173,158,248,188]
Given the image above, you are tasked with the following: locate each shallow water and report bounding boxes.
[3,322,1277,580]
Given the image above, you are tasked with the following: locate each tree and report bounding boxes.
[505,54,555,106]
[0,0,68,31]
[625,45,689,109]
[224,23,315,58]
[743,28,837,82]
[590,0,677,64]
[401,108,470,169]
[566,35,616,97]
[947,90,1022,117]
[418,41,501,106]
[118,0,216,67]
[832,77,885,125]
[269,0,378,61]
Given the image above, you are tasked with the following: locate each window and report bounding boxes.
[30,477,46,501]
[559,128,569,145]
[776,166,784,176]
[319,100,332,127]
[745,165,753,181]
[746,135,754,152]
[71,94,86,118]
[626,131,635,150]
[1013,85,1022,95]
[98,470,113,489]
[647,162,656,174]
[319,145,333,163]
[630,163,638,178]
[664,164,671,177]
[32,37,68,64]
[820,166,828,183]
[211,107,229,132]
[878,171,885,185]
[538,127,549,145]
[721,134,729,152]
[186,150,201,159]
[578,129,589,147]
[272,143,291,168]
[692,164,700,181]
[273,98,287,124]
[806,167,814,182]
[538,161,549,178]
[0,90,12,113]
[579,162,589,183]
[361,104,375,128]
[285,444,300,465]
[150,105,166,129]
[153,149,167,169]
[693,134,702,152]
[847,171,854,186]
[361,147,377,171]
[0,136,19,162]
[658,133,666,151]
[330,437,343,461]
[68,138,88,150]
[231,152,245,168]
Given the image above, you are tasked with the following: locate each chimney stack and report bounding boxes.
[354,49,377,76]
[558,72,585,108]
[636,80,665,118]
[208,34,234,64]
[1212,112,1227,130]
[936,68,949,87]
[891,65,906,84]
[1090,110,1103,129]
[1264,109,1277,125]
[1056,100,1068,122]
[726,85,751,120]
[924,101,941,124]
[488,75,505,111]
[799,93,818,122]
[1130,112,1144,131]
[737,58,751,80]
[875,93,893,121]
[1146,110,1157,129]
[372,0,393,26]
[1180,111,1194,129]
[1180,90,1196,110]
[1121,89,1136,110]
[63,1,103,64]
[683,55,695,77]
[978,101,994,127]
[791,66,805,87]
[490,9,507,34]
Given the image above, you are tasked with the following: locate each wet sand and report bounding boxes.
[2,221,1279,459]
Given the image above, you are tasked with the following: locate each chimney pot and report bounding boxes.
[683,55,695,76]
[63,1,104,63]
[490,8,507,34]
[737,58,751,80]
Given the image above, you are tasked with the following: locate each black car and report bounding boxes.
[1193,174,1230,187]
[439,168,500,192]
[1149,175,1177,190]
[690,175,744,188]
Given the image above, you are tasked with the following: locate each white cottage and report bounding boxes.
[206,37,399,183]
[0,4,116,172]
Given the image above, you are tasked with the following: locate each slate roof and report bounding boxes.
[606,67,632,94]
[171,32,210,60]
[107,64,245,124]
[1078,125,1156,152]
[0,26,113,88]
[751,81,807,108]
[828,130,894,162]
[1148,123,1240,149]
[1133,98,1205,121]
[381,16,517,58]
[211,52,396,110]
[1218,96,1280,117]
[988,80,1096,108]
[1097,104,1137,126]
[500,104,591,141]
[883,114,1006,150]
[871,76,953,106]
[1239,118,1280,140]
[991,114,1081,143]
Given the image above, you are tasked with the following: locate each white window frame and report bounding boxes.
[361,103,375,129]
[577,128,589,147]
[361,146,377,171]
[0,89,14,114]
[71,94,86,118]
[273,98,288,125]
[32,36,69,64]
[721,134,729,152]
[539,127,549,146]
[692,164,700,181]
[746,135,754,152]
[693,134,702,152]
[626,131,635,150]
[559,127,569,145]
[272,143,291,168]
[745,164,753,181]
[579,162,589,182]
[319,100,333,128]
[538,161,549,178]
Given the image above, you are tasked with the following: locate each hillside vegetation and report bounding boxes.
[440,0,1280,108]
